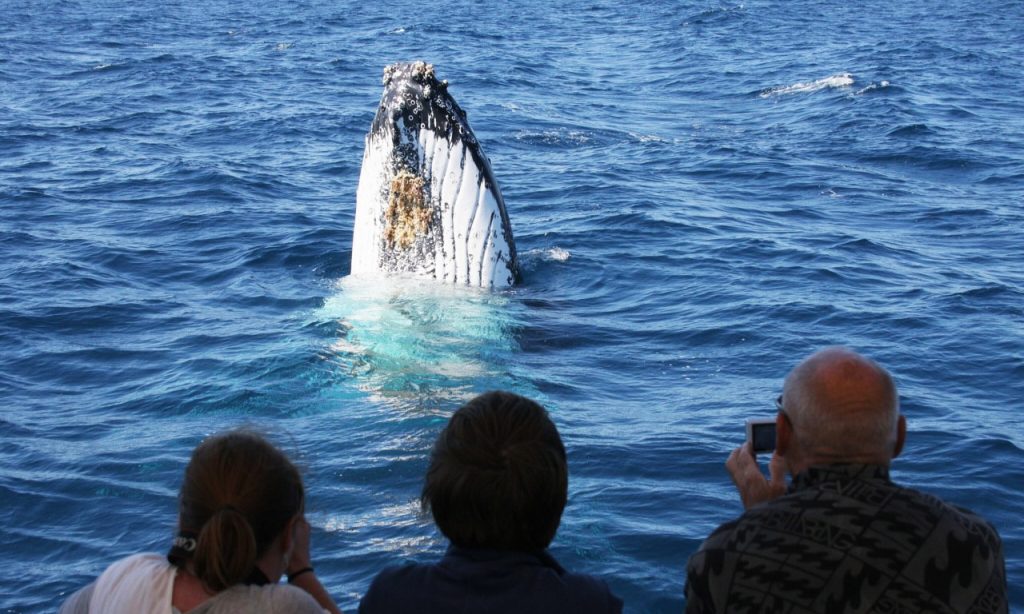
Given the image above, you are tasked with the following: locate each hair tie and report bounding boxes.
[219,504,239,514]
[171,531,198,554]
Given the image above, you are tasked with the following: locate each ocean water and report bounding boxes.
[2,0,1023,611]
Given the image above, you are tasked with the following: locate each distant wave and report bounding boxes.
[760,73,854,97]
[514,128,595,147]
[856,80,891,95]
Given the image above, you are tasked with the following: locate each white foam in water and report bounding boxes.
[547,247,571,262]
[521,247,571,264]
[760,73,855,98]
[856,80,891,95]
[314,276,519,403]
[631,132,668,143]
[515,129,592,146]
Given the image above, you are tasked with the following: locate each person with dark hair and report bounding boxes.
[685,347,1007,613]
[359,390,623,613]
[60,429,343,614]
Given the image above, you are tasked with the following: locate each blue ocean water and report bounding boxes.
[2,0,1023,611]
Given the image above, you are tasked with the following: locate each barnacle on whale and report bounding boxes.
[383,170,431,249]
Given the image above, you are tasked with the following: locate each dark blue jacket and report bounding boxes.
[359,545,623,614]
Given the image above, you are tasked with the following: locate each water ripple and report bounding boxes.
[2,0,1024,611]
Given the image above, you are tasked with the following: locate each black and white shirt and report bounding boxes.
[685,464,1007,613]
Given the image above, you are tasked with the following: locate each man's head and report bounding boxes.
[776,347,905,473]
[421,390,568,552]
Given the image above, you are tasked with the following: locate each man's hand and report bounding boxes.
[725,442,786,510]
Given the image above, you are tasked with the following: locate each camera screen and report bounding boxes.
[751,422,776,453]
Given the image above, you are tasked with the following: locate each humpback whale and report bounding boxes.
[351,62,520,288]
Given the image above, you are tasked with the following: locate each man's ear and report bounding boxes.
[776,411,791,456]
[892,415,907,459]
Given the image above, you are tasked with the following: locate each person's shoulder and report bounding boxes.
[368,560,435,586]
[104,552,168,572]
[941,496,1000,533]
[359,562,436,612]
[208,583,324,613]
[950,504,1003,542]
[686,515,743,589]
[83,553,177,613]
[555,568,623,612]
[262,584,325,612]
[686,491,804,567]
[94,552,173,588]
[690,508,751,554]
[890,483,1008,607]
[895,482,1003,540]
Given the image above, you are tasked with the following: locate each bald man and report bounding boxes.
[685,347,1007,613]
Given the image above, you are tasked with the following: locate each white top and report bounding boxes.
[60,553,325,614]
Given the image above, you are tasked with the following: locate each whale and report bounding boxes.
[351,62,519,288]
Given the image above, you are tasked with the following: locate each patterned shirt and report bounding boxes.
[685,464,1007,613]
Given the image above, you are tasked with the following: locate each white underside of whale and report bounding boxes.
[351,118,516,288]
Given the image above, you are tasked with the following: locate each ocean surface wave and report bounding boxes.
[2,0,1023,611]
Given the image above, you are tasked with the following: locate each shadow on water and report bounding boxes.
[312,275,530,412]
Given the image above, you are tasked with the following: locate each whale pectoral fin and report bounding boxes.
[353,62,519,287]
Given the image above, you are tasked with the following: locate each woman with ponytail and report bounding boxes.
[60,430,342,613]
